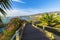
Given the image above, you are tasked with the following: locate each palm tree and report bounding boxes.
[0,0,11,22]
[39,13,60,27]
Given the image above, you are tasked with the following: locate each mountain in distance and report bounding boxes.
[29,11,60,16]
[20,11,60,20]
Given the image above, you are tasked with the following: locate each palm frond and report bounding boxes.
[0,8,7,16]
[0,0,12,10]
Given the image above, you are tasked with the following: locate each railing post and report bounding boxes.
[16,31,19,40]
[11,23,26,40]
[43,26,45,31]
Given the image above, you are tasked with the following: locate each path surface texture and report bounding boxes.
[21,23,49,40]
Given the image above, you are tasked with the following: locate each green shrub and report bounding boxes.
[3,30,10,36]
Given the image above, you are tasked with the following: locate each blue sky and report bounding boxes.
[6,0,60,16]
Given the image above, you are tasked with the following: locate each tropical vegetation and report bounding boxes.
[0,17,24,40]
[34,13,60,27]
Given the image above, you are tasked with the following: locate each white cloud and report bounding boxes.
[12,0,25,3]
[6,9,42,17]
[6,8,60,17]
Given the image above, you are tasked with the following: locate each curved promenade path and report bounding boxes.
[21,23,49,40]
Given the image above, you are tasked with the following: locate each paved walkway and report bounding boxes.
[21,23,49,40]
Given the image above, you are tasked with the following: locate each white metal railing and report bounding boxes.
[42,26,60,30]
[11,23,26,40]
[32,23,60,31]
[32,24,60,40]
